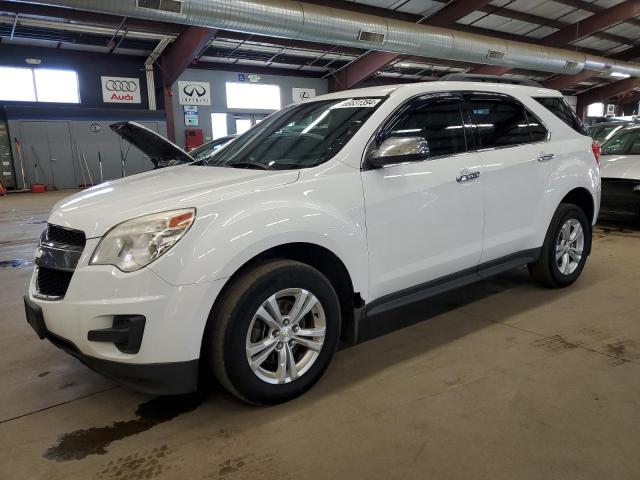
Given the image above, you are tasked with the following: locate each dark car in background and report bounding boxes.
[599,125,640,219]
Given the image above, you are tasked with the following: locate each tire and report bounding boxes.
[209,259,341,405]
[528,203,591,288]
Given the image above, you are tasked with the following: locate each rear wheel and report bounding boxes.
[209,259,340,404]
[528,203,591,288]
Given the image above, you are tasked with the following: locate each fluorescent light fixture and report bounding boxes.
[610,72,630,79]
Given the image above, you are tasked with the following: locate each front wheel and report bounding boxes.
[528,203,591,288]
[209,259,341,404]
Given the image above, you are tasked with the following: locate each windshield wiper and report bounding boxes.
[229,161,270,170]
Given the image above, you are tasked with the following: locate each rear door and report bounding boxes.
[462,92,550,263]
[362,93,485,301]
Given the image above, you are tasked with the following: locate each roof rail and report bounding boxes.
[439,73,543,88]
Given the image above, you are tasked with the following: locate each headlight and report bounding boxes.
[90,208,196,272]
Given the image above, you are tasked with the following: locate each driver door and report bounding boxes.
[362,93,485,301]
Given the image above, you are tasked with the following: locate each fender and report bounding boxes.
[149,160,370,300]
[532,139,601,249]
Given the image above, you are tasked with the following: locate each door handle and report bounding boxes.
[538,153,555,162]
[456,170,481,183]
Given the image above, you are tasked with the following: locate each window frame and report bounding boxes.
[533,96,587,137]
[362,90,550,171]
[362,91,472,170]
[462,92,550,151]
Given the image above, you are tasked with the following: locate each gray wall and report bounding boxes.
[5,108,166,190]
[171,69,328,147]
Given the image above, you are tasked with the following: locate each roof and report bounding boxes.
[310,81,563,102]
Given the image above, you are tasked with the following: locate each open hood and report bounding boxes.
[110,121,194,168]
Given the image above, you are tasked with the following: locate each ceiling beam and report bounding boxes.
[471,3,630,46]
[467,65,512,76]
[576,77,640,113]
[614,45,640,62]
[553,0,640,29]
[539,0,640,47]
[330,0,493,90]
[471,0,640,81]
[159,26,218,87]
[542,70,601,91]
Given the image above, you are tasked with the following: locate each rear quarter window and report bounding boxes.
[534,97,587,136]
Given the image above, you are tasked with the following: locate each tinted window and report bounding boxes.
[385,97,467,157]
[601,129,640,155]
[464,94,537,148]
[587,124,623,143]
[535,97,587,136]
[528,113,548,142]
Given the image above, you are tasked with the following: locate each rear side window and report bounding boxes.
[385,97,467,158]
[464,93,546,148]
[534,97,587,136]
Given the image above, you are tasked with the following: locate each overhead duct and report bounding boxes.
[12,0,640,78]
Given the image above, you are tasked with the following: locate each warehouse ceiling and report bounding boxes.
[2,0,640,104]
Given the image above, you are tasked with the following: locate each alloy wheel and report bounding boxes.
[556,218,584,275]
[245,288,326,384]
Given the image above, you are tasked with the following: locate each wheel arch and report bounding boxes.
[199,242,363,365]
[561,187,596,225]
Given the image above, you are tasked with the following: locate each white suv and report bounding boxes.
[24,80,601,404]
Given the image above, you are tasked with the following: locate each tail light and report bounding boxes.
[592,141,601,168]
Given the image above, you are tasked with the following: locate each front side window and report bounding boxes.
[196,98,383,170]
[601,129,640,155]
[383,97,467,158]
[464,93,546,148]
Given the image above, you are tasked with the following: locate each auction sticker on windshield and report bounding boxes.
[332,98,381,108]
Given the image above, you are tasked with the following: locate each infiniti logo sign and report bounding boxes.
[183,84,206,98]
[178,81,211,105]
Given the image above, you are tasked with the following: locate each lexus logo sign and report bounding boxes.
[178,81,211,105]
[101,76,141,104]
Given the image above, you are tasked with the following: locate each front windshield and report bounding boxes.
[194,98,384,170]
[190,137,235,164]
[601,129,640,155]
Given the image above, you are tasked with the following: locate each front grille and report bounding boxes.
[35,224,86,299]
[46,224,86,248]
[37,267,74,298]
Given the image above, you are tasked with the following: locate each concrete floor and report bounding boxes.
[1,191,639,480]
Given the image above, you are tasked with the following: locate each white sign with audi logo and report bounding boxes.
[178,81,211,106]
[101,76,141,104]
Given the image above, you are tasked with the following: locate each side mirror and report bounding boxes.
[367,136,430,168]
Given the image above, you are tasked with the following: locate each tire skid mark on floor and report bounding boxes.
[97,445,173,480]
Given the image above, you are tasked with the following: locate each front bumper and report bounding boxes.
[25,296,198,395]
[26,244,225,394]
